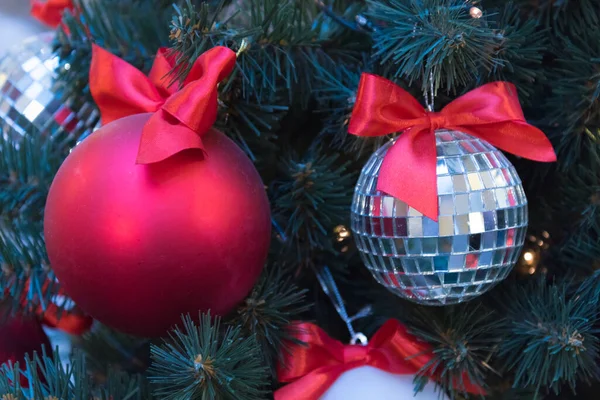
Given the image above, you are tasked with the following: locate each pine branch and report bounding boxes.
[484,2,547,103]
[216,89,288,164]
[0,132,64,221]
[171,0,362,106]
[498,277,600,396]
[312,59,364,149]
[148,313,269,400]
[0,349,147,399]
[231,264,310,375]
[404,304,501,395]
[543,32,600,169]
[539,0,599,34]
[168,0,253,83]
[366,0,500,94]
[74,324,151,381]
[0,132,66,312]
[271,147,355,268]
[539,144,600,272]
[55,0,173,108]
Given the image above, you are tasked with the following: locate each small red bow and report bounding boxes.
[21,277,93,335]
[348,74,556,221]
[275,320,483,400]
[90,45,236,164]
[30,0,73,28]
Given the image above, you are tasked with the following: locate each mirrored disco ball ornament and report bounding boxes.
[351,130,528,305]
[0,32,98,143]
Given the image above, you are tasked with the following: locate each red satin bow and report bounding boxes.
[89,45,236,164]
[275,320,483,400]
[30,0,73,28]
[22,277,93,335]
[348,74,556,221]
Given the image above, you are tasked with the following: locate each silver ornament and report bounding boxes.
[351,130,527,305]
[0,32,98,143]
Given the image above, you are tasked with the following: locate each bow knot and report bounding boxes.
[90,45,236,165]
[427,111,448,132]
[342,345,369,364]
[348,74,556,221]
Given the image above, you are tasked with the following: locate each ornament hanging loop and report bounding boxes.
[424,71,435,112]
[350,332,368,345]
[316,266,372,346]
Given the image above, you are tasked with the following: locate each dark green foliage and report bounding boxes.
[499,278,600,396]
[148,313,268,400]
[3,0,600,398]
[231,265,310,374]
[312,60,367,151]
[272,147,355,268]
[0,131,66,310]
[75,324,151,379]
[367,0,498,94]
[485,2,547,102]
[543,34,600,168]
[540,143,600,273]
[0,349,148,399]
[56,0,174,108]
[169,0,252,83]
[171,0,364,104]
[406,304,502,395]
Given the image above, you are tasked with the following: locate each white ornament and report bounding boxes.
[321,366,449,400]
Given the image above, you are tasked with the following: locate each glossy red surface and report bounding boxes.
[0,314,50,367]
[44,113,271,336]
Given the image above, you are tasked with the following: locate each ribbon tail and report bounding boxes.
[377,128,439,221]
[90,45,165,125]
[137,46,237,165]
[461,121,556,162]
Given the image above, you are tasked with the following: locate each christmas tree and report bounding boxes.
[1,0,600,398]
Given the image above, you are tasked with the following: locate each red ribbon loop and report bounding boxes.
[20,278,93,335]
[275,320,483,400]
[348,74,556,221]
[30,0,73,28]
[89,45,236,164]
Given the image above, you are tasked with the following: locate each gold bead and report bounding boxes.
[470,6,483,19]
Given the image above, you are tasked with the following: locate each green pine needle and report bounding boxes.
[367,0,500,94]
[56,0,173,108]
[149,313,269,400]
[499,278,600,396]
[76,324,151,379]
[406,304,501,395]
[486,2,547,103]
[272,148,355,266]
[543,33,600,169]
[231,265,310,374]
[171,0,362,105]
[0,131,65,312]
[0,349,146,399]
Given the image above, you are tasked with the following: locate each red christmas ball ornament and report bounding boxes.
[0,313,51,369]
[44,46,271,337]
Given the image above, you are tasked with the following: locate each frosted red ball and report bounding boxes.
[44,113,271,337]
[0,314,50,367]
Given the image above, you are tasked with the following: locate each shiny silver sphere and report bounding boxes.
[0,32,98,143]
[351,130,527,305]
